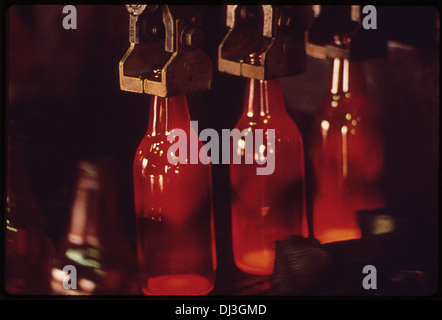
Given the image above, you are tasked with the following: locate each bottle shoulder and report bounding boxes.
[133,133,212,177]
[316,92,382,122]
[235,113,302,142]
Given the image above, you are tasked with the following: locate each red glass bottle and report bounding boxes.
[5,122,54,294]
[311,57,385,244]
[133,95,216,295]
[230,78,307,275]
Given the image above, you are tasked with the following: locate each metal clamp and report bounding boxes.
[218,5,309,80]
[119,5,212,97]
[306,5,386,60]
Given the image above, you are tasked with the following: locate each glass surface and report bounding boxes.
[230,78,307,275]
[133,95,216,295]
[51,160,140,295]
[5,125,54,295]
[311,58,385,244]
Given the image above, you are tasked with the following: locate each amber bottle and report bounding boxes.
[311,57,385,244]
[230,78,307,275]
[133,95,216,295]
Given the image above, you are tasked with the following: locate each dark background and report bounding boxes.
[4,5,440,296]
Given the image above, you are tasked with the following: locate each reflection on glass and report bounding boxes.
[312,58,385,244]
[133,95,216,295]
[51,160,139,295]
[230,78,307,275]
[51,162,103,295]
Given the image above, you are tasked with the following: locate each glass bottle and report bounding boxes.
[133,94,217,295]
[5,121,54,294]
[311,57,385,244]
[51,160,140,295]
[230,78,307,276]
[50,161,106,295]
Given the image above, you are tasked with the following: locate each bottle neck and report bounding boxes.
[66,161,102,248]
[147,95,191,135]
[242,78,287,118]
[327,58,366,96]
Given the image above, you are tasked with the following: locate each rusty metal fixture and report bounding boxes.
[218,5,311,80]
[126,4,147,16]
[306,5,387,60]
[119,5,212,97]
[181,25,204,50]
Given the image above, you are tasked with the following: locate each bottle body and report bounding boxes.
[51,160,139,295]
[133,95,216,295]
[312,58,384,244]
[5,124,54,295]
[230,78,306,275]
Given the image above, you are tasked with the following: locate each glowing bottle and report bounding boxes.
[133,94,216,295]
[230,78,307,275]
[311,57,385,244]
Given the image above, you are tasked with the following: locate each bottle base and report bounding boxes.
[235,249,275,276]
[315,228,361,244]
[142,274,214,296]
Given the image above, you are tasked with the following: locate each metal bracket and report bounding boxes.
[306,5,386,60]
[218,5,309,80]
[119,5,212,97]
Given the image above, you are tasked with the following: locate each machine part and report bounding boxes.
[273,236,330,295]
[126,4,148,16]
[119,5,212,97]
[218,5,310,80]
[306,5,387,60]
